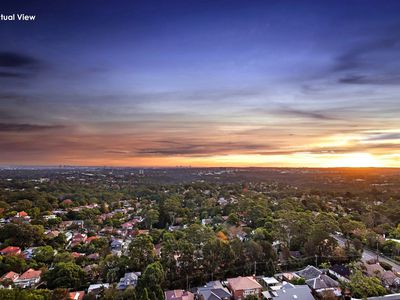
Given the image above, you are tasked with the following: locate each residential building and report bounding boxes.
[14,268,42,288]
[0,271,20,283]
[227,276,263,300]
[69,291,85,300]
[262,284,314,300]
[117,272,140,290]
[165,289,195,300]
[0,246,22,256]
[88,283,110,296]
[306,274,340,296]
[196,281,231,300]
[296,265,322,280]
[262,277,282,291]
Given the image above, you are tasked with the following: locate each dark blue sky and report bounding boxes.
[1,0,400,166]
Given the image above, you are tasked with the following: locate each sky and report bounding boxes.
[1,0,400,167]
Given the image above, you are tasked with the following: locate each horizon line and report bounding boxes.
[1,164,400,170]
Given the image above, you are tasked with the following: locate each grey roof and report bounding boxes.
[197,281,231,300]
[272,285,314,300]
[296,265,322,280]
[329,264,351,277]
[199,289,231,300]
[306,274,339,290]
[116,272,139,289]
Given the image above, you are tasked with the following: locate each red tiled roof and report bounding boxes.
[18,268,41,280]
[227,276,262,291]
[18,211,28,217]
[86,236,98,243]
[165,289,194,300]
[1,271,20,281]
[71,252,84,258]
[69,291,85,300]
[0,246,21,255]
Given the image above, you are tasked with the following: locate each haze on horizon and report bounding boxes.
[1,0,400,168]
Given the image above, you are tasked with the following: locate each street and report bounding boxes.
[333,235,400,273]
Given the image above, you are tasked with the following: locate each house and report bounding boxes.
[45,230,60,239]
[60,220,84,229]
[72,233,87,244]
[196,281,231,300]
[275,272,300,282]
[364,263,385,278]
[117,272,141,290]
[380,271,400,288]
[0,271,20,283]
[236,232,248,242]
[218,197,228,206]
[111,239,125,256]
[201,218,213,226]
[263,284,314,300]
[329,264,351,282]
[111,239,124,249]
[14,268,42,288]
[43,214,57,220]
[62,199,73,206]
[86,236,99,243]
[87,253,100,260]
[23,247,37,259]
[121,221,135,230]
[296,265,322,280]
[306,274,340,296]
[88,283,110,295]
[165,289,195,300]
[262,277,282,291]
[69,291,85,300]
[71,252,85,259]
[227,276,263,300]
[16,211,29,218]
[0,246,22,256]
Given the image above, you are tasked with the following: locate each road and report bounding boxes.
[333,235,400,273]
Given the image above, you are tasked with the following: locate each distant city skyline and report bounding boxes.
[1,1,400,167]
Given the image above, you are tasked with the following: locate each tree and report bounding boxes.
[45,262,86,289]
[139,289,150,300]
[0,254,27,274]
[99,255,129,283]
[344,269,387,298]
[274,211,313,250]
[227,213,240,226]
[0,223,44,248]
[185,224,214,247]
[163,196,181,225]
[203,238,234,276]
[304,227,337,258]
[51,288,69,300]
[33,246,55,264]
[137,262,165,299]
[145,209,159,229]
[128,235,155,271]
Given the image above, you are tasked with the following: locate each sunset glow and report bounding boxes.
[1,1,400,168]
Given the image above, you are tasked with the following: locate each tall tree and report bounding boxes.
[45,262,86,289]
[128,235,155,271]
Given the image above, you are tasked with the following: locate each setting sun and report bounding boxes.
[322,153,383,168]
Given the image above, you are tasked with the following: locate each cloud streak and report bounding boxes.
[0,123,65,132]
[0,52,40,68]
